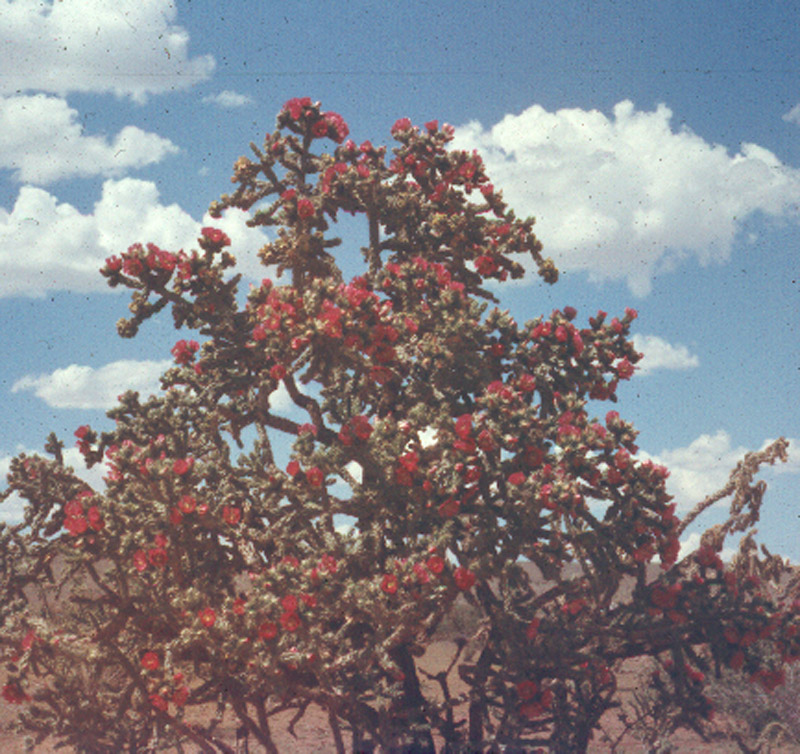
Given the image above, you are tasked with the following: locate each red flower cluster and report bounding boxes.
[200,226,231,246]
[62,491,103,537]
[338,415,373,446]
[281,97,349,143]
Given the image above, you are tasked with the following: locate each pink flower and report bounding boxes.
[133,549,148,572]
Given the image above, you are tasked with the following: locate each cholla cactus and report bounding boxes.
[0,99,795,754]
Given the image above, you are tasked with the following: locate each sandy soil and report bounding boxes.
[1,643,780,753]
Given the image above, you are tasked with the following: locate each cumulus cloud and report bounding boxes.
[202,90,254,108]
[631,334,700,376]
[453,101,800,295]
[0,94,178,184]
[639,431,799,512]
[12,357,295,414]
[0,0,214,102]
[0,178,270,297]
[11,359,170,409]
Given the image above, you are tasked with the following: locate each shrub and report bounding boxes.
[1,99,795,753]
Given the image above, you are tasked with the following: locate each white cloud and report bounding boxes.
[0,178,270,297]
[202,90,254,109]
[0,94,178,184]
[783,103,800,125]
[453,100,800,295]
[640,431,800,512]
[12,359,170,409]
[631,334,700,376]
[0,0,214,102]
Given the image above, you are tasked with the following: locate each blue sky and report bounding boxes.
[1,0,798,558]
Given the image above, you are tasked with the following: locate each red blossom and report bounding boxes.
[171,340,200,365]
[454,413,473,440]
[280,611,301,632]
[141,651,160,671]
[200,227,231,246]
[297,198,315,219]
[283,96,311,120]
[87,505,104,531]
[391,117,412,135]
[426,555,445,574]
[178,494,197,514]
[454,566,476,591]
[259,621,278,640]
[381,574,399,595]
[517,679,539,700]
[173,457,193,476]
[149,694,168,712]
[222,506,241,525]
[508,471,526,486]
[306,467,325,488]
[198,607,216,628]
[64,515,88,537]
[148,547,168,569]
